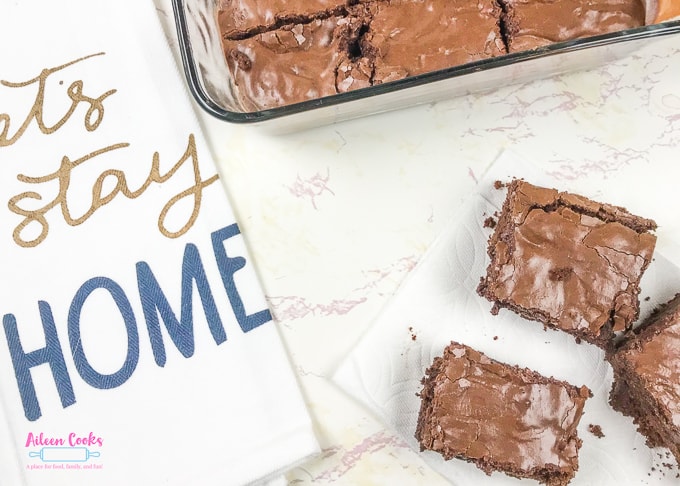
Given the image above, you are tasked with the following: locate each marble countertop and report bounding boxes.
[154,2,680,484]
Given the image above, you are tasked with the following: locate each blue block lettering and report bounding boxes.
[211,224,272,333]
[68,277,139,389]
[137,242,226,367]
[2,302,76,421]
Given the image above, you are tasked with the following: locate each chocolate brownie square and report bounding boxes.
[416,341,590,486]
[364,0,506,84]
[222,14,371,110]
[502,0,646,52]
[609,293,680,463]
[477,179,657,349]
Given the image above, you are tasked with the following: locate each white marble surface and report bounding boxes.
[154,2,680,484]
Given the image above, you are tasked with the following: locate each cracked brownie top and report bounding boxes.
[478,179,657,349]
[217,0,647,109]
[416,341,590,486]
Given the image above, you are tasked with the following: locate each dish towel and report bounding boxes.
[333,151,680,485]
[0,1,319,485]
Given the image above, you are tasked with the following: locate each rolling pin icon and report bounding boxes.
[29,447,100,462]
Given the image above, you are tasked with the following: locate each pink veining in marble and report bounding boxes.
[311,431,409,482]
[268,256,418,322]
[468,167,478,184]
[546,142,649,181]
[287,169,334,209]
[268,295,367,322]
[355,256,418,293]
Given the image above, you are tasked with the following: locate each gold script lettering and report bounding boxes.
[0,53,115,147]
[157,134,219,238]
[9,134,218,247]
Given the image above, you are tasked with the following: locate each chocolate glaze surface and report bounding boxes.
[504,0,646,51]
[609,294,680,462]
[416,342,589,486]
[223,16,370,111]
[217,0,648,109]
[478,179,657,348]
[218,0,348,38]
[364,0,506,84]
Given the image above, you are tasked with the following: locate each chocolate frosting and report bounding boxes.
[504,0,646,51]
[416,342,589,483]
[480,180,656,346]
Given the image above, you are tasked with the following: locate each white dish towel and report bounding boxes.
[0,1,319,485]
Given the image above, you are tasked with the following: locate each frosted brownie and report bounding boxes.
[416,341,590,486]
[362,0,506,84]
[477,180,657,349]
[502,0,646,52]
[609,293,680,463]
[222,14,371,111]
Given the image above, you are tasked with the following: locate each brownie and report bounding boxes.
[362,0,506,85]
[217,0,349,39]
[217,0,648,109]
[502,0,646,52]
[609,293,680,463]
[222,14,371,111]
[416,341,590,486]
[655,0,680,23]
[477,179,657,349]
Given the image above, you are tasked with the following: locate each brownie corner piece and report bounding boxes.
[608,293,680,463]
[478,179,657,349]
[222,13,372,111]
[416,341,589,486]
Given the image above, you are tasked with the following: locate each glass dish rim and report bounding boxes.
[171,0,680,125]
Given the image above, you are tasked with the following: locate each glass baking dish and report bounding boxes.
[171,0,680,133]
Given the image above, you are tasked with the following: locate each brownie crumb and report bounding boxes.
[484,217,497,229]
[493,335,498,340]
[494,180,505,190]
[588,424,605,438]
[408,326,417,341]
[645,296,651,301]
